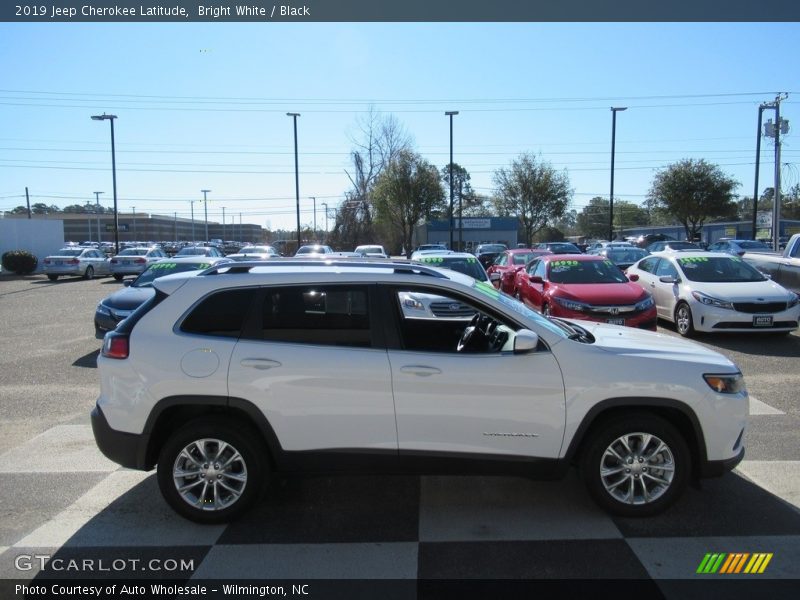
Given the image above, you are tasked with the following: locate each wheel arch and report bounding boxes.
[140,395,282,470]
[563,397,706,477]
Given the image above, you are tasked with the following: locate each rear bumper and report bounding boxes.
[91,405,148,470]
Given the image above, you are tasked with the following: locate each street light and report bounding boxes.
[91,113,119,254]
[609,107,627,241]
[309,196,316,240]
[201,189,211,242]
[132,206,137,240]
[321,202,328,242]
[190,200,196,241]
[445,111,459,249]
[287,112,301,250]
[93,191,103,243]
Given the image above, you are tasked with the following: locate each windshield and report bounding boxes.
[357,246,384,254]
[511,252,536,265]
[417,256,488,282]
[239,246,274,254]
[119,248,149,256]
[605,249,648,264]
[133,261,214,287]
[56,249,83,257]
[176,248,207,256]
[548,259,627,284]
[675,256,767,283]
[471,280,567,338]
[737,241,772,250]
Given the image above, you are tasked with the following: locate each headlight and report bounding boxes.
[703,372,745,394]
[554,297,587,312]
[789,293,799,309]
[635,296,654,311]
[691,291,734,310]
[96,302,111,316]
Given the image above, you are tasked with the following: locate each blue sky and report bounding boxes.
[0,22,797,233]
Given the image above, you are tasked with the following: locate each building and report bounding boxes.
[417,217,519,252]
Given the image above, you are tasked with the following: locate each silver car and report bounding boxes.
[43,247,111,281]
[110,247,168,280]
[226,245,279,261]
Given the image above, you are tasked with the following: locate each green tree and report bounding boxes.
[373,150,445,257]
[31,202,60,214]
[7,206,29,214]
[647,159,739,241]
[440,163,489,218]
[492,153,572,245]
[576,197,610,239]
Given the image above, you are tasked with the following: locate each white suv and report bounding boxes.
[92,260,747,523]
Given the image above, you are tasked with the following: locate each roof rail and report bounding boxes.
[198,259,450,278]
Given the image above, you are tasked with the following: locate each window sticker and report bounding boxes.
[550,260,580,272]
[678,257,709,265]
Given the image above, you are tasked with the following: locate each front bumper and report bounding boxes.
[699,446,745,477]
[91,405,148,470]
[691,302,800,333]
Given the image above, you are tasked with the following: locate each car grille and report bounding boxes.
[586,305,640,316]
[429,302,477,318]
[732,302,786,314]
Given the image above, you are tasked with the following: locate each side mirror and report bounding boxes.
[514,329,539,354]
[659,275,680,284]
[123,280,132,287]
[528,275,543,284]
[489,272,501,282]
[628,273,639,282]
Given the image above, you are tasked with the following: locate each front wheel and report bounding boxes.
[157,418,267,524]
[83,266,94,280]
[113,274,123,281]
[47,274,58,281]
[580,413,690,517]
[675,302,694,337]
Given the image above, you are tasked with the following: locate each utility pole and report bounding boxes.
[25,187,31,219]
[222,206,226,242]
[201,189,211,242]
[94,191,103,242]
[132,206,137,240]
[752,105,765,240]
[763,94,789,252]
[310,197,316,240]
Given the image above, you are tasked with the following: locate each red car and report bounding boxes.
[513,254,657,330]
[486,248,552,294]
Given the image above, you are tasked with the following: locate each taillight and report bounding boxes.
[44,258,51,265]
[110,258,118,264]
[134,258,146,264]
[102,332,129,359]
[67,259,80,265]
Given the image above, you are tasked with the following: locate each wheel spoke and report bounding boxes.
[217,479,243,496]
[221,471,247,483]
[180,450,203,469]
[643,472,671,486]
[220,452,242,470]
[177,479,204,493]
[194,481,210,506]
[601,466,626,477]
[193,441,211,463]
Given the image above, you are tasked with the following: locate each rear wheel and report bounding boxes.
[675,302,694,337]
[113,274,124,281]
[83,266,94,280]
[580,413,689,517]
[47,274,58,281]
[157,418,267,524]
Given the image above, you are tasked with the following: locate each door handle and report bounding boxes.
[240,358,282,370]
[400,365,442,377]
[650,282,656,287]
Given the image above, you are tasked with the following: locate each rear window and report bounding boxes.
[133,261,215,287]
[180,288,257,338]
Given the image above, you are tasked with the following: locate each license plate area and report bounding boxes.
[753,315,773,327]
[606,318,625,326]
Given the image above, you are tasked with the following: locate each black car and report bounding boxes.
[634,233,676,249]
[94,257,232,336]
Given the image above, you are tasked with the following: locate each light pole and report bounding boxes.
[132,206,137,240]
[309,196,316,240]
[201,189,211,242]
[287,112,301,249]
[190,200,196,241]
[445,111,458,249]
[222,206,226,242]
[321,202,328,242]
[91,113,119,254]
[93,191,103,243]
[609,107,627,241]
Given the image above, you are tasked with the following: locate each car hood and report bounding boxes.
[100,285,155,310]
[571,321,736,369]
[684,279,794,301]
[552,283,648,304]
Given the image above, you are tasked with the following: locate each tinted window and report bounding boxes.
[655,260,678,278]
[258,286,371,347]
[637,257,660,274]
[181,288,256,338]
[675,256,767,283]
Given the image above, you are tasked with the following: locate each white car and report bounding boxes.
[93,259,747,523]
[627,252,800,336]
[225,245,279,261]
[354,245,389,258]
[42,247,111,281]
[109,246,168,280]
[402,252,490,319]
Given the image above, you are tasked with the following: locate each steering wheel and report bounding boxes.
[457,313,481,352]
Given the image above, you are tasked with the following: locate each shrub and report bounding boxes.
[2,250,38,275]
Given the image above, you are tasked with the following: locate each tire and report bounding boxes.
[542,303,551,317]
[157,418,267,524]
[675,302,694,337]
[113,274,123,281]
[47,274,58,281]
[580,413,690,517]
[83,266,94,280]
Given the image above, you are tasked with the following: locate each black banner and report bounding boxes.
[3,0,800,23]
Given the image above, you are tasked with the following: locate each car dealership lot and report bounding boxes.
[0,275,798,592]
